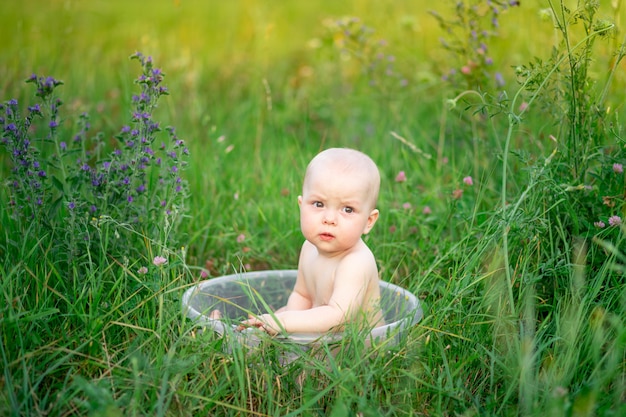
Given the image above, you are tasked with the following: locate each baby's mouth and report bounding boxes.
[319,232,334,241]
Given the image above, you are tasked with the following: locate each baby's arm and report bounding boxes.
[244,256,374,334]
[284,269,313,310]
[274,247,313,313]
[243,268,312,331]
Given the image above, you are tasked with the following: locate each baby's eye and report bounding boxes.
[313,201,324,208]
[343,206,354,214]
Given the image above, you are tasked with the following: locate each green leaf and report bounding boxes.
[51,175,65,192]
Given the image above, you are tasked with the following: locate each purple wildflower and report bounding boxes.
[495,72,505,87]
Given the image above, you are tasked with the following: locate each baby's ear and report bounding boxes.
[297,195,303,207]
[363,209,379,234]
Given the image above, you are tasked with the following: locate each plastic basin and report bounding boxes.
[182,269,423,345]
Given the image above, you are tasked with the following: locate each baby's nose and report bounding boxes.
[323,211,337,225]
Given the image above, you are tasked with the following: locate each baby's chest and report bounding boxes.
[303,264,337,306]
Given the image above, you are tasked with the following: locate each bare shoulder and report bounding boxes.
[336,241,378,281]
[300,240,316,256]
[345,240,377,265]
[298,240,317,268]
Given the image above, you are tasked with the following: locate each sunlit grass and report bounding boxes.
[1,0,626,415]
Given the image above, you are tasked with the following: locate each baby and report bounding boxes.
[242,147,384,334]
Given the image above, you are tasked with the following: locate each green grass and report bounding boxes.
[2,0,626,416]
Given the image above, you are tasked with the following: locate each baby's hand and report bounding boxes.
[239,314,282,335]
[208,309,222,320]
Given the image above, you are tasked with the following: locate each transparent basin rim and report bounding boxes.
[182,269,423,345]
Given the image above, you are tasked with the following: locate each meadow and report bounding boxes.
[1,0,625,415]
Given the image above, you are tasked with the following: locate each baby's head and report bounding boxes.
[302,148,380,211]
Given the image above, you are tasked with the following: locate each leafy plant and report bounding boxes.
[318,16,409,95]
[515,0,625,241]
[431,0,521,92]
[0,52,189,270]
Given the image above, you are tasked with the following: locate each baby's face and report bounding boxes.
[298,166,378,256]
